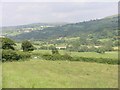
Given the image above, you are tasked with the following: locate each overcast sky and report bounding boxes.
[0,1,118,26]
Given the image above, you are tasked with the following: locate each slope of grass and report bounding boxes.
[2,60,118,88]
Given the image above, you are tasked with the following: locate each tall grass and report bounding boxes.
[2,60,118,88]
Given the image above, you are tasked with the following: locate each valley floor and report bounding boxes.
[2,60,118,88]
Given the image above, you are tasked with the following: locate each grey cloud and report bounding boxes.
[2,2,117,26]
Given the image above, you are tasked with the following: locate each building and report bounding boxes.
[56,46,67,50]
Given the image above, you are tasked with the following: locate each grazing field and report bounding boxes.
[2,60,118,88]
[70,51,118,59]
[32,50,118,59]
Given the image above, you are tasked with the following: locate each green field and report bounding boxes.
[70,51,118,59]
[32,50,118,59]
[2,60,118,88]
[2,50,118,88]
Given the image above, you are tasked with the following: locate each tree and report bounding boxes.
[2,50,20,61]
[104,41,113,51]
[78,46,89,52]
[51,46,59,54]
[0,37,16,50]
[21,40,34,52]
[96,47,105,54]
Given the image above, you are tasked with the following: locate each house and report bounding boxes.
[56,46,67,50]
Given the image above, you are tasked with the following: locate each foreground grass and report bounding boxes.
[2,60,118,88]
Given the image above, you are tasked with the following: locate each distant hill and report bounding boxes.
[10,15,118,41]
[2,22,68,36]
[104,14,118,19]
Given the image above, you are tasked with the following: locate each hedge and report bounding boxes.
[41,54,72,61]
[2,50,31,62]
[72,57,119,65]
[41,53,119,65]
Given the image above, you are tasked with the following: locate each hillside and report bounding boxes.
[2,22,68,37]
[9,15,118,41]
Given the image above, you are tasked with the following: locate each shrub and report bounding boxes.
[51,47,59,54]
[17,51,31,60]
[95,47,105,54]
[0,37,16,50]
[2,50,20,62]
[2,50,31,62]
[40,46,48,50]
[78,46,89,52]
[42,54,54,60]
[41,53,73,61]
[41,53,119,65]
[73,57,119,65]
[21,40,35,52]
[62,53,73,60]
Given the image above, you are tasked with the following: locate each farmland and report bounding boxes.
[2,60,118,88]
[2,50,118,88]
[1,12,119,88]
[1,37,119,88]
[32,50,118,59]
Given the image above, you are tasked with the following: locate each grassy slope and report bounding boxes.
[2,60,118,88]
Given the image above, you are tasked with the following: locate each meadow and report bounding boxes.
[32,50,118,59]
[2,50,118,88]
[2,60,118,88]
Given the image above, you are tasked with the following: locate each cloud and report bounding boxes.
[1,2,118,26]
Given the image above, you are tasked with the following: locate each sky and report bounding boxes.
[0,0,118,26]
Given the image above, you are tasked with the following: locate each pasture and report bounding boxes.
[32,50,118,59]
[2,60,118,88]
[2,50,118,88]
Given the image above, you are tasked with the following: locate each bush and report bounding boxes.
[21,40,34,52]
[78,46,89,52]
[40,46,48,50]
[17,51,31,60]
[2,50,31,62]
[41,53,119,65]
[0,37,16,50]
[95,47,105,54]
[2,50,20,62]
[62,53,73,60]
[42,54,54,60]
[73,57,119,65]
[41,53,73,61]
[51,47,59,54]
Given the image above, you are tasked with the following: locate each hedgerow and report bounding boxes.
[2,50,31,62]
[41,53,119,65]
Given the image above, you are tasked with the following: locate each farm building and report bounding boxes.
[56,46,67,50]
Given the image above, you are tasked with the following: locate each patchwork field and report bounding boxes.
[2,60,118,88]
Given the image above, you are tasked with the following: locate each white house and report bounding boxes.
[56,46,67,50]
